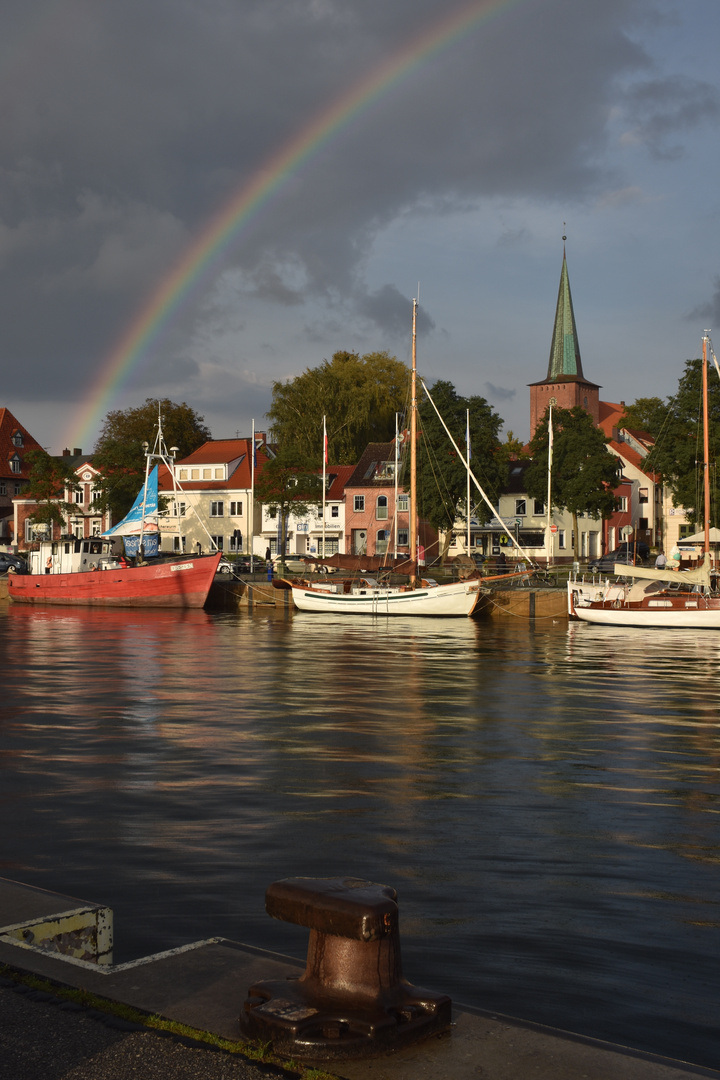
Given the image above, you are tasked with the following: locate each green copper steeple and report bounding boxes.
[547,243,583,380]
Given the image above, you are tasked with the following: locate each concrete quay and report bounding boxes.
[0,876,717,1080]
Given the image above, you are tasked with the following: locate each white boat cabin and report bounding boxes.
[30,538,120,575]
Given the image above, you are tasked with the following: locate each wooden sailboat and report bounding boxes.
[572,332,720,628]
[288,299,482,616]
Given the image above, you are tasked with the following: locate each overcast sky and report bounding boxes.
[3,0,720,454]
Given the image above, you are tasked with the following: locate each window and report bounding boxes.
[398,529,409,546]
[319,538,339,556]
[14,482,21,495]
[178,469,188,481]
[331,505,339,518]
[558,530,566,550]
[210,501,224,517]
[638,517,648,531]
[639,488,649,504]
[191,468,199,479]
[268,507,277,519]
[173,536,187,552]
[173,501,186,517]
[398,494,409,512]
[203,468,212,479]
[210,534,224,550]
[10,456,21,474]
[376,528,390,554]
[376,495,388,520]
[230,501,243,516]
[617,496,628,512]
[230,530,243,552]
[0,482,5,495]
[214,468,224,479]
[12,432,23,447]
[353,495,365,512]
[74,488,84,504]
[92,521,101,536]
[533,499,545,515]
[515,499,526,516]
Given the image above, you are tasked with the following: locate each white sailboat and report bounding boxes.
[572,332,720,628]
[289,299,483,616]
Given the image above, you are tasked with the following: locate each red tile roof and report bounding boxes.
[0,408,43,480]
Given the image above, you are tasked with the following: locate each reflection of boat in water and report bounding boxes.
[9,427,221,608]
[571,332,720,629]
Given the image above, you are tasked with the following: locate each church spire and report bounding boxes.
[547,237,583,380]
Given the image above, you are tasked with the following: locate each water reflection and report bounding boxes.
[1,604,719,1066]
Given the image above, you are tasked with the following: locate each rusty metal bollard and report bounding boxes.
[240,876,451,1060]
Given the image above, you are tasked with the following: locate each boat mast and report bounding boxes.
[250,419,255,571]
[546,402,554,567]
[466,409,471,555]
[410,298,418,587]
[322,414,327,560]
[703,331,711,555]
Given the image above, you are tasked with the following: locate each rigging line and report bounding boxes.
[420,378,536,564]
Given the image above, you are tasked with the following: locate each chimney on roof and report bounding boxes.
[62,448,71,457]
[73,448,81,456]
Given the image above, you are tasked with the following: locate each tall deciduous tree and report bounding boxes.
[526,406,618,558]
[23,449,78,535]
[267,351,410,465]
[639,358,720,526]
[92,399,211,520]
[415,380,506,559]
[619,396,669,437]
[253,448,322,560]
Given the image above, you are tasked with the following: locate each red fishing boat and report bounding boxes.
[9,415,222,608]
[8,543,221,608]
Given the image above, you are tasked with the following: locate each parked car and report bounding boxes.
[588,542,650,573]
[0,553,28,575]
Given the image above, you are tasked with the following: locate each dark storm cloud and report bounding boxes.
[0,0,712,404]
[356,284,435,338]
[485,383,516,402]
[688,277,720,327]
[620,76,720,160]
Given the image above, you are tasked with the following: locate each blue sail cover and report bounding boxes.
[102,466,160,555]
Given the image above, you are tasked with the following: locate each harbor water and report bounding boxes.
[1,603,719,1068]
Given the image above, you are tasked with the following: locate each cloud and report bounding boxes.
[687,277,720,326]
[485,383,516,402]
[0,0,706,418]
[356,284,435,338]
[619,76,720,160]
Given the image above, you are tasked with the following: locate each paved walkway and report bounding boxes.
[0,978,276,1080]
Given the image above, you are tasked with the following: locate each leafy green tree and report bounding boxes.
[23,449,77,536]
[619,396,669,437]
[641,358,720,525]
[253,448,322,561]
[92,399,211,521]
[415,381,506,559]
[526,406,619,558]
[267,351,410,465]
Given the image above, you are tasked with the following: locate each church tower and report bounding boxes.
[529,240,600,438]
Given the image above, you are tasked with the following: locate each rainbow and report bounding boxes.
[67,0,520,449]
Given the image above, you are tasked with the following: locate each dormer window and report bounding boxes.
[11,432,23,447]
[10,455,21,474]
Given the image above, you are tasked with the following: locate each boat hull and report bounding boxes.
[8,553,222,608]
[574,599,720,628]
[290,579,481,616]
